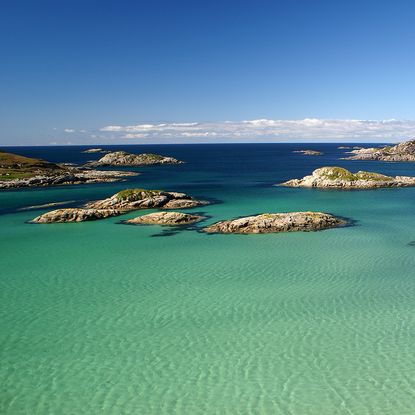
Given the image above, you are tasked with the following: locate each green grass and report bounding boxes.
[319,167,357,181]
[0,171,36,181]
[0,150,64,180]
[318,167,393,182]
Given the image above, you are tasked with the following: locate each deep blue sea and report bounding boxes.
[1,143,415,414]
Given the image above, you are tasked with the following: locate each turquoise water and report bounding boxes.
[1,144,415,414]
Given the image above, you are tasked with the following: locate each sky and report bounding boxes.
[1,0,415,145]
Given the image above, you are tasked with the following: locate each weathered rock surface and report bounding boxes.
[31,208,120,223]
[32,188,208,223]
[82,148,108,153]
[0,149,139,189]
[203,212,345,234]
[345,140,415,161]
[279,166,415,189]
[125,212,204,226]
[88,151,183,166]
[0,169,138,189]
[85,189,208,211]
[293,150,323,155]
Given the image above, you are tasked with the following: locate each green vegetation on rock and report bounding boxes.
[115,188,161,201]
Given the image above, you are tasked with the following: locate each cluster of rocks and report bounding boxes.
[0,169,138,189]
[87,151,183,166]
[203,212,345,234]
[279,166,415,189]
[345,140,415,161]
[31,188,207,223]
[19,139,415,233]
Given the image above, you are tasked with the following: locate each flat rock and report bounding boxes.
[203,212,346,234]
[88,151,184,166]
[125,212,204,226]
[345,140,415,161]
[279,166,415,189]
[31,208,120,223]
[293,150,323,155]
[82,148,107,153]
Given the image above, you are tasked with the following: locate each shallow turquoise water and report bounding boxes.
[1,144,415,414]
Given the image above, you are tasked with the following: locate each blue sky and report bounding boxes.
[2,0,415,145]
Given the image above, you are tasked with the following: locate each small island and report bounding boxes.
[345,139,415,161]
[124,212,204,226]
[82,148,108,153]
[87,151,184,166]
[31,208,120,223]
[293,150,323,156]
[31,188,208,223]
[203,212,346,234]
[0,150,138,189]
[279,166,415,189]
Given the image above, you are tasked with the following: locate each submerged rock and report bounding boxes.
[31,208,120,223]
[293,150,323,155]
[345,140,415,161]
[88,151,184,166]
[279,166,415,189]
[203,212,346,234]
[125,212,204,226]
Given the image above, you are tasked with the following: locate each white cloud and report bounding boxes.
[97,118,415,142]
[123,133,150,139]
[64,128,75,133]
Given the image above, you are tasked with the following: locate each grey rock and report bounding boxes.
[203,212,346,234]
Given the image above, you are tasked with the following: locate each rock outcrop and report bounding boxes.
[203,212,345,234]
[345,140,415,161]
[32,189,208,223]
[125,212,204,226]
[279,166,415,189]
[88,151,183,166]
[31,208,120,223]
[0,169,138,189]
[293,150,323,155]
[86,189,207,211]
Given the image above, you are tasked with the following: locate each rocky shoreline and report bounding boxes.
[0,168,138,189]
[0,150,138,189]
[345,140,415,161]
[279,166,415,189]
[203,212,346,234]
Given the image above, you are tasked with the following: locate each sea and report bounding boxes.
[1,143,415,414]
